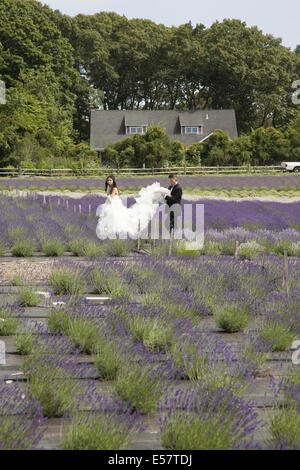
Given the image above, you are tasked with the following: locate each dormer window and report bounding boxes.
[129,126,144,134]
[185,127,199,134]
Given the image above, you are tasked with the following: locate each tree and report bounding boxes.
[228,135,252,165]
[200,130,231,165]
[284,111,300,160]
[199,19,297,132]
[185,143,201,166]
[250,127,288,165]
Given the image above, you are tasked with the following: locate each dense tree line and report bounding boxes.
[104,115,300,168]
[0,0,299,168]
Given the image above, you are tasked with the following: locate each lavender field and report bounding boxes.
[0,194,300,258]
[1,255,300,449]
[0,193,300,450]
[0,174,300,193]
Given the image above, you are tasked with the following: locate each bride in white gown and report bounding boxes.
[96,175,170,240]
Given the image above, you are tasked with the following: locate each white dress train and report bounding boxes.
[95,182,170,240]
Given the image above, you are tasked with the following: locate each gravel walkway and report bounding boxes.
[0,259,56,283]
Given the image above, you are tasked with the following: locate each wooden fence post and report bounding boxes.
[88,204,91,216]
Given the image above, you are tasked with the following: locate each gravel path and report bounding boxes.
[0,259,57,283]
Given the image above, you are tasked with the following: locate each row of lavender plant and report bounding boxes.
[1,174,300,191]
[1,194,300,259]
[1,253,299,448]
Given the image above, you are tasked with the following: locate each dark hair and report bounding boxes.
[168,173,178,179]
[105,175,118,194]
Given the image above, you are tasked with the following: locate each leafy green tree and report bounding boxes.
[185,142,202,166]
[228,135,252,165]
[169,141,186,166]
[199,19,297,132]
[250,127,289,164]
[200,130,231,165]
[284,111,300,160]
[67,142,98,170]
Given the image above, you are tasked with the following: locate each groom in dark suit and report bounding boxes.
[164,173,183,232]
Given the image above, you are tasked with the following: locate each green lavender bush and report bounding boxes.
[61,412,135,450]
[0,307,19,336]
[260,321,295,352]
[115,364,164,414]
[49,267,84,295]
[42,239,65,257]
[12,239,35,257]
[215,303,250,333]
[16,288,41,307]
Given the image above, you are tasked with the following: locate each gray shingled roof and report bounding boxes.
[179,113,204,127]
[90,110,238,151]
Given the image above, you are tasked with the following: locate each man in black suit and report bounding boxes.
[164,173,183,232]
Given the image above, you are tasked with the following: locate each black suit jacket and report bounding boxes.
[165,183,182,208]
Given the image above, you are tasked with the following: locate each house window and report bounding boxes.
[130,127,144,134]
[185,127,199,134]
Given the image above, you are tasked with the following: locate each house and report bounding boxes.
[90,109,238,152]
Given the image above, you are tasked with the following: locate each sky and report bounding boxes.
[42,0,299,51]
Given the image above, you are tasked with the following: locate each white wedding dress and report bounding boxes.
[95,182,171,240]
